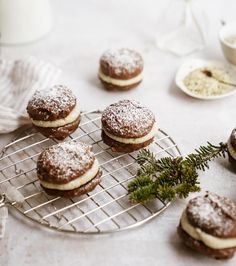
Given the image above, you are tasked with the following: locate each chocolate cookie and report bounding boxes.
[27,85,81,140]
[98,48,143,91]
[178,192,236,260]
[37,141,102,198]
[101,100,156,152]
[227,128,236,167]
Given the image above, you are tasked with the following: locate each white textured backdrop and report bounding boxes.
[1,0,236,265]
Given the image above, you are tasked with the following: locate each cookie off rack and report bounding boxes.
[0,111,181,234]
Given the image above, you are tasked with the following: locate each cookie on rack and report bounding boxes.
[178,192,236,260]
[98,48,143,91]
[227,128,236,167]
[101,99,156,152]
[27,85,81,140]
[37,141,102,198]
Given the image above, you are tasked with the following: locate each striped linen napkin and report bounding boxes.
[0,56,61,133]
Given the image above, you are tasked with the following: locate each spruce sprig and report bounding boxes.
[185,142,228,170]
[128,142,228,203]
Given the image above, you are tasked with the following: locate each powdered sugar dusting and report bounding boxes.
[28,85,76,120]
[102,100,155,138]
[100,48,143,75]
[187,192,236,237]
[37,141,95,182]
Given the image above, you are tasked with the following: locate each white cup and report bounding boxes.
[219,22,236,66]
[0,0,52,44]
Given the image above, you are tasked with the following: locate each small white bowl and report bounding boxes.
[219,22,236,65]
[175,59,236,100]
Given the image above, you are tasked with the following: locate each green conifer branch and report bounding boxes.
[128,142,228,203]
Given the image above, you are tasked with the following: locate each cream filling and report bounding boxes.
[103,123,157,144]
[98,69,142,86]
[227,138,236,160]
[181,210,236,249]
[40,159,99,191]
[31,104,80,128]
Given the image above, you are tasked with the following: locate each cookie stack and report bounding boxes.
[99,48,143,91]
[227,128,236,167]
[178,192,236,259]
[27,85,81,140]
[37,142,102,198]
[101,100,156,152]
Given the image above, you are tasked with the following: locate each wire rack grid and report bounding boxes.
[0,111,181,234]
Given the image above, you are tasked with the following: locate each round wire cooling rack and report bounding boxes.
[0,111,181,234]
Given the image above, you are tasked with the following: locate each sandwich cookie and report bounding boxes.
[99,48,143,91]
[178,192,236,260]
[37,141,102,198]
[227,128,236,167]
[101,100,156,153]
[27,85,81,140]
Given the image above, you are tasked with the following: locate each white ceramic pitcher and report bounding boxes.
[0,0,52,44]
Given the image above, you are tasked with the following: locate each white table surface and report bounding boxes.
[1,0,236,265]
